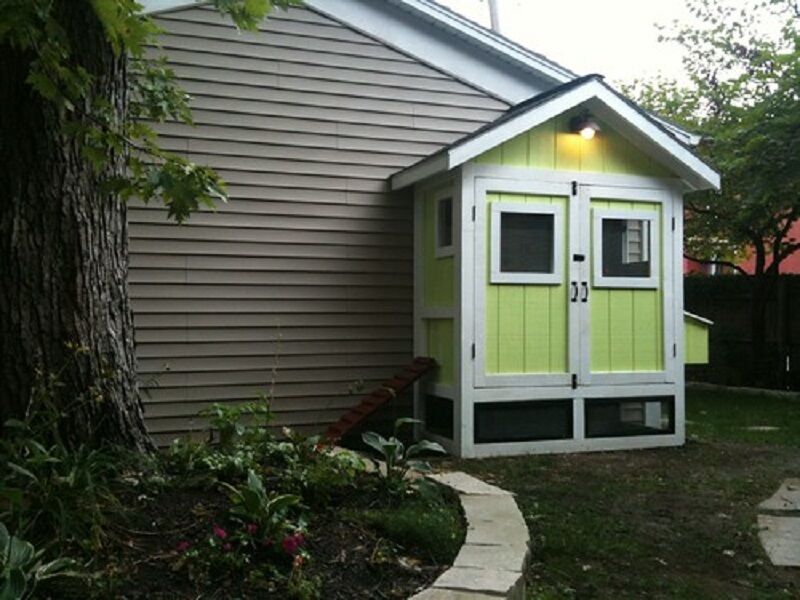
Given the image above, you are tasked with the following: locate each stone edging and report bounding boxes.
[410,472,530,600]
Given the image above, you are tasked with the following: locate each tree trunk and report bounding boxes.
[0,3,152,451]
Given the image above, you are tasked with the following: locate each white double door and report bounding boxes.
[474,177,676,390]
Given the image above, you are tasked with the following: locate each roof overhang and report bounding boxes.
[142,0,703,147]
[391,77,720,192]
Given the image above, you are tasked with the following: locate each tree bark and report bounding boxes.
[0,3,152,451]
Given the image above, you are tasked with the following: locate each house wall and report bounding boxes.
[134,5,508,444]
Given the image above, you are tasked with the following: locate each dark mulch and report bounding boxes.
[50,478,450,599]
[305,517,442,600]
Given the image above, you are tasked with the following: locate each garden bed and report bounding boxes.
[1,403,463,599]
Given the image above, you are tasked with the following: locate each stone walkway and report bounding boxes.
[757,479,800,567]
[411,472,529,600]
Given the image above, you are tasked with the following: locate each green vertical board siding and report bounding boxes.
[477,114,673,375]
[422,185,454,309]
[589,200,664,372]
[476,114,672,177]
[484,192,569,374]
[685,317,710,364]
[427,319,454,384]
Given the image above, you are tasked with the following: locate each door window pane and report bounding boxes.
[601,218,651,277]
[500,212,554,273]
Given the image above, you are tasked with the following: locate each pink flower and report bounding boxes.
[176,540,191,553]
[222,542,233,552]
[245,523,258,535]
[212,524,228,540]
[282,532,305,556]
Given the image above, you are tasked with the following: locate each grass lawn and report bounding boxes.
[452,388,800,599]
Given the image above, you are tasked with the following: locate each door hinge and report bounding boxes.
[571,181,578,196]
[471,205,476,222]
[571,373,578,389]
[671,217,676,231]
[471,343,476,359]
[673,343,677,357]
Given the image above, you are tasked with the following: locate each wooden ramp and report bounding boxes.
[324,357,436,442]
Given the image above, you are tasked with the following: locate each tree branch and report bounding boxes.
[683,253,749,276]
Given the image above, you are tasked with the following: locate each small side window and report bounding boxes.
[436,196,453,256]
[593,209,659,288]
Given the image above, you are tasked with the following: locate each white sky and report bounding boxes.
[436,0,696,85]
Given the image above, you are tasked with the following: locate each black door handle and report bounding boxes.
[581,282,589,302]
[570,281,579,302]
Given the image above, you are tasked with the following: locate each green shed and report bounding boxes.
[391,75,718,458]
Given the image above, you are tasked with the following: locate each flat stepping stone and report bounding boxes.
[759,479,800,515]
[427,472,512,496]
[758,515,800,567]
[757,479,800,566]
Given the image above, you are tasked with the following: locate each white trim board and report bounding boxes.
[684,311,714,326]
[392,78,720,192]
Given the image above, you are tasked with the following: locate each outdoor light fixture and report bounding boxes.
[570,111,601,140]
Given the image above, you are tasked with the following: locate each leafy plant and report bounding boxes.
[0,522,80,599]
[0,419,118,550]
[200,399,274,449]
[222,470,300,540]
[268,430,365,504]
[361,418,446,487]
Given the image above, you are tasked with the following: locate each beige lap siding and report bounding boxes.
[132,5,507,446]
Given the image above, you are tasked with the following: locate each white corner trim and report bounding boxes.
[683,311,714,326]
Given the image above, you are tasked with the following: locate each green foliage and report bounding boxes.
[222,470,300,538]
[623,0,800,273]
[361,418,446,490]
[200,399,274,449]
[358,495,463,565]
[268,430,366,504]
[0,385,119,551]
[0,0,299,223]
[0,523,81,600]
[166,399,275,479]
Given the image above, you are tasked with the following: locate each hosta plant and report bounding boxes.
[362,418,446,486]
[0,522,80,600]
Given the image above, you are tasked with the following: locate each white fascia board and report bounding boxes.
[385,0,575,84]
[589,87,720,190]
[391,153,449,191]
[653,116,703,146]
[305,0,553,103]
[394,80,720,191]
[141,0,201,14]
[684,311,714,326]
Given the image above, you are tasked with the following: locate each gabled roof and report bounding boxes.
[390,75,720,191]
[142,0,701,146]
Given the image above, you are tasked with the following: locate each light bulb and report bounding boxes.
[580,126,596,140]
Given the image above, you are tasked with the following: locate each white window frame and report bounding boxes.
[490,202,564,285]
[434,189,454,258]
[592,208,659,289]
